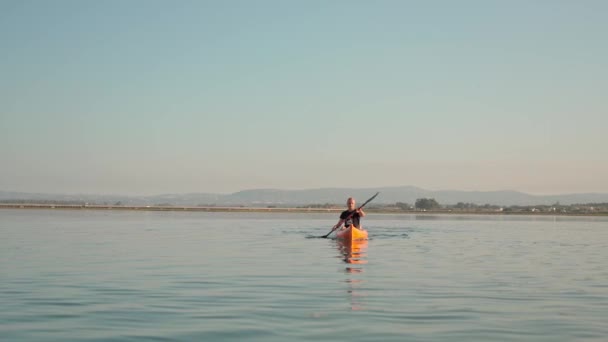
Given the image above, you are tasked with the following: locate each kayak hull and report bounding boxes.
[336,226,368,241]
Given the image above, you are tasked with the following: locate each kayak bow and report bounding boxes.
[336,226,368,241]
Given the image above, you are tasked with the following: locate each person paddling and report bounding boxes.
[333,197,366,231]
[321,192,377,238]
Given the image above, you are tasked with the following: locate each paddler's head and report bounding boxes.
[347,197,356,211]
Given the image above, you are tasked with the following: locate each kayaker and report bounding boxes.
[333,197,366,231]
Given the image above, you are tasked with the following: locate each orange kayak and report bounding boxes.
[336,226,368,241]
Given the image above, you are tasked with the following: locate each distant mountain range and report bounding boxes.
[2,186,608,206]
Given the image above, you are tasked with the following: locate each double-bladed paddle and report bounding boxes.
[321,192,380,238]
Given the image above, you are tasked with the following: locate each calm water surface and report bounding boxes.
[1,209,607,341]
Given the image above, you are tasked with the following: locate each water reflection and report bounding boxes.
[337,239,368,265]
[336,240,368,311]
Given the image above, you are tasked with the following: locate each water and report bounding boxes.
[1,209,607,341]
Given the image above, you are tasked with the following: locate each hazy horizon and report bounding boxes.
[2,183,608,198]
[2,1,606,195]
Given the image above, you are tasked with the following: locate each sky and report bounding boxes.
[1,0,607,195]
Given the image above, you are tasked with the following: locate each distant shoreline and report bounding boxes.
[1,203,606,216]
[0,203,340,213]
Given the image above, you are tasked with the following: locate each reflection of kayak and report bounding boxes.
[336,239,368,311]
[337,238,368,265]
[336,226,368,241]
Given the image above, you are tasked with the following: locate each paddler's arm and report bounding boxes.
[333,219,345,229]
[357,208,366,217]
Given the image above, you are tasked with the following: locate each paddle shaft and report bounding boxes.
[322,192,379,238]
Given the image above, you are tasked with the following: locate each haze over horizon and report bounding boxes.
[2,184,607,199]
[1,1,606,196]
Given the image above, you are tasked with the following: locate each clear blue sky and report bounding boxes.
[1,0,606,195]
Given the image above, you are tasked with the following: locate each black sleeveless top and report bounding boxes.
[340,210,361,228]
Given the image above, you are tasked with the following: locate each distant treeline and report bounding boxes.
[0,199,128,206]
[298,203,336,209]
[302,198,608,214]
[2,198,608,214]
[0,199,88,205]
